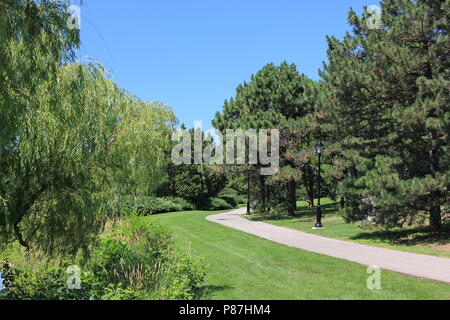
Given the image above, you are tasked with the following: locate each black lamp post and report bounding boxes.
[313,140,324,229]
[246,169,251,215]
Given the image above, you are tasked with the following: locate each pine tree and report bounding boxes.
[321,0,449,231]
[213,62,317,215]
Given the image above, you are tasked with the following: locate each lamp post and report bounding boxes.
[313,140,324,229]
[246,168,251,215]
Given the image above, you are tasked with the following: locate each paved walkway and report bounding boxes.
[206,208,450,284]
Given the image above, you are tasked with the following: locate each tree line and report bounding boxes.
[213,0,449,232]
[0,0,448,260]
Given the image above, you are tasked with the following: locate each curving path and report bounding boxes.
[206,208,450,284]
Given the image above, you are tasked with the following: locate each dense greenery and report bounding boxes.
[0,61,176,255]
[0,0,206,300]
[319,0,449,231]
[213,62,321,215]
[0,0,448,301]
[157,127,236,209]
[214,0,449,232]
[0,0,80,144]
[0,217,206,300]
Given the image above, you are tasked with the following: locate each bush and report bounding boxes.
[119,196,190,216]
[0,260,105,300]
[200,197,233,210]
[162,197,195,211]
[219,194,246,207]
[0,218,206,300]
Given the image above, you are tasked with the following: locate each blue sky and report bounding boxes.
[78,1,377,129]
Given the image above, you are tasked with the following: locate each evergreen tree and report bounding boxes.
[213,62,316,215]
[157,127,227,205]
[321,0,449,231]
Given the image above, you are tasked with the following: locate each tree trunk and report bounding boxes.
[13,222,29,249]
[340,197,345,210]
[428,130,441,232]
[304,165,315,208]
[286,179,297,216]
[347,166,357,178]
[307,189,315,208]
[429,204,441,232]
[259,175,266,213]
[11,184,47,249]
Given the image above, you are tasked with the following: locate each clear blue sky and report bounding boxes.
[78,1,377,129]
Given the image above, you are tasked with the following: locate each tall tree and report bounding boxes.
[0,62,176,255]
[321,0,449,231]
[0,0,80,145]
[157,127,227,205]
[213,62,316,215]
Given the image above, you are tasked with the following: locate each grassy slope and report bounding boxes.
[249,199,450,258]
[148,210,450,300]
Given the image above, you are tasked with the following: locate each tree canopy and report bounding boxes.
[320,0,449,230]
[0,62,176,255]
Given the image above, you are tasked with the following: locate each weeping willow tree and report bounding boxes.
[0,0,175,256]
[0,61,176,256]
[0,0,80,145]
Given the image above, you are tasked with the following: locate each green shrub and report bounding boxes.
[0,218,206,300]
[201,197,233,210]
[197,194,244,210]
[93,217,206,299]
[0,261,102,300]
[162,197,195,211]
[219,194,246,207]
[118,196,186,216]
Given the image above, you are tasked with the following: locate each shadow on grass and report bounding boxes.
[351,223,450,247]
[199,285,234,298]
[249,202,339,221]
[249,202,450,248]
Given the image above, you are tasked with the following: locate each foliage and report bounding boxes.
[117,196,194,216]
[157,128,228,205]
[0,0,80,145]
[213,62,320,214]
[200,197,234,211]
[163,197,196,211]
[0,217,206,300]
[0,62,176,256]
[218,194,247,207]
[320,0,449,231]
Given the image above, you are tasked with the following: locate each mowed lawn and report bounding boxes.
[147,210,450,300]
[250,199,450,258]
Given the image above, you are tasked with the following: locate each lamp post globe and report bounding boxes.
[315,140,324,155]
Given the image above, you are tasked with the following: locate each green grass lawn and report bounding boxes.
[248,199,450,258]
[147,210,450,300]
